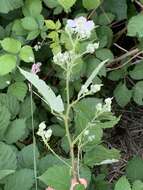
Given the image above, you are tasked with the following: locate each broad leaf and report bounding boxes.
[133,81,143,105]
[0,0,23,13]
[8,82,28,101]
[84,145,120,166]
[114,82,132,107]
[115,176,131,190]
[4,169,34,190]
[19,68,64,113]
[19,45,34,63]
[39,165,71,190]
[4,119,26,144]
[0,54,17,76]
[132,180,143,190]
[82,0,101,10]
[0,170,15,180]
[0,38,21,54]
[127,13,143,38]
[58,0,76,10]
[21,17,38,31]
[129,62,143,80]
[0,142,17,170]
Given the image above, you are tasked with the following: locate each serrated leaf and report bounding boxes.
[4,119,26,144]
[127,13,143,38]
[114,83,132,107]
[22,0,42,17]
[8,82,28,101]
[115,176,131,190]
[21,17,38,31]
[19,45,34,63]
[58,0,76,10]
[18,144,39,168]
[0,75,11,89]
[0,54,17,76]
[126,157,143,182]
[83,0,101,10]
[0,170,15,180]
[1,38,21,54]
[84,145,120,166]
[39,165,71,190]
[98,12,115,25]
[129,62,143,80]
[19,68,64,113]
[96,48,114,61]
[132,180,143,190]
[0,94,20,118]
[0,105,11,138]
[133,81,143,105]
[5,169,34,190]
[0,0,23,13]
[0,142,17,170]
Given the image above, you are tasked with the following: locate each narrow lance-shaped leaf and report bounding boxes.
[19,68,64,113]
[78,59,108,98]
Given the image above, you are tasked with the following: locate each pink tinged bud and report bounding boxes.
[70,178,88,190]
[31,62,42,74]
[46,187,55,190]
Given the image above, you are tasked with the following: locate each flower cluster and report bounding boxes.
[80,84,103,97]
[34,42,42,51]
[53,51,75,66]
[66,16,95,39]
[86,42,99,54]
[31,62,42,74]
[96,98,113,113]
[37,122,52,141]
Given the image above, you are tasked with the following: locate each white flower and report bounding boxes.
[66,16,95,39]
[90,84,102,93]
[37,122,52,141]
[34,45,39,51]
[86,42,99,54]
[45,128,52,140]
[96,103,102,112]
[84,130,89,136]
[53,51,75,66]
[6,81,10,85]
[103,97,113,112]
[81,85,89,94]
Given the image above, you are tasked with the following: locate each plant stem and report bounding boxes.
[65,68,77,179]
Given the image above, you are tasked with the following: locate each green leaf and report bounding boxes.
[5,169,34,190]
[0,142,17,170]
[126,157,143,182]
[45,20,56,30]
[0,54,17,76]
[21,17,38,31]
[127,13,143,38]
[108,69,125,81]
[39,165,71,190]
[98,12,115,25]
[19,68,64,113]
[26,30,40,40]
[102,0,127,21]
[22,0,42,17]
[133,81,143,105]
[1,38,21,54]
[132,180,143,190]
[82,0,101,10]
[74,98,101,134]
[18,144,39,168]
[84,145,120,167]
[0,75,11,89]
[129,62,143,80]
[115,176,131,190]
[0,0,23,13]
[19,96,36,119]
[0,105,11,139]
[19,45,34,63]
[58,0,76,10]
[0,93,20,118]
[114,83,132,107]
[8,82,28,101]
[0,170,15,180]
[4,119,26,144]
[43,0,60,8]
[96,48,114,61]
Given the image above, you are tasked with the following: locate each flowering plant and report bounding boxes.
[20,16,120,190]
